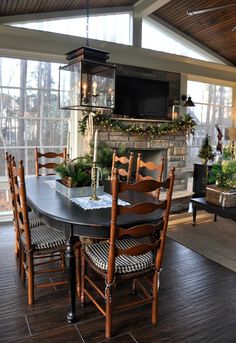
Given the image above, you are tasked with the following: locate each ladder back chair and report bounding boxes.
[136,153,165,199]
[5,153,44,261]
[11,158,67,305]
[81,167,175,338]
[35,147,67,176]
[111,150,134,183]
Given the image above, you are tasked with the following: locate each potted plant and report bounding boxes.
[207,149,236,207]
[55,157,92,188]
[198,134,215,165]
[208,159,236,189]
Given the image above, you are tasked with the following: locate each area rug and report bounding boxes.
[167,211,236,272]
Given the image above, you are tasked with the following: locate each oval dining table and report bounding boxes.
[26,176,163,323]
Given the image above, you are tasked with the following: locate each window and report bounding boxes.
[142,18,225,64]
[0,57,69,213]
[186,80,233,169]
[13,13,132,45]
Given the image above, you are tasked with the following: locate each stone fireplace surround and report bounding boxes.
[96,124,193,212]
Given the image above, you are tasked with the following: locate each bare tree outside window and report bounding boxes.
[0,57,70,212]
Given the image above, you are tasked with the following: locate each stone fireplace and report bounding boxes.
[95,123,193,212]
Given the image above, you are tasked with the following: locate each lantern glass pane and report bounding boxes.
[59,62,82,109]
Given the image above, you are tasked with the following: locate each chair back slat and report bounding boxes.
[119,178,170,194]
[117,222,164,238]
[111,150,134,183]
[35,147,67,176]
[118,201,166,215]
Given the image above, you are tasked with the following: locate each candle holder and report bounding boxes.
[90,162,100,201]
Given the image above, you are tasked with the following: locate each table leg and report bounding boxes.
[65,232,77,323]
[192,201,197,226]
[214,213,217,222]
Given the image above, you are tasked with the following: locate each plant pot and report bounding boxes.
[206,185,236,207]
[55,179,104,199]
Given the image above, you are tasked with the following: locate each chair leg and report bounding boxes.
[132,278,136,295]
[80,254,86,306]
[152,271,158,326]
[20,246,26,283]
[60,251,65,271]
[105,286,112,339]
[27,253,34,305]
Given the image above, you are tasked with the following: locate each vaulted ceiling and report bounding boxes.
[0,0,236,66]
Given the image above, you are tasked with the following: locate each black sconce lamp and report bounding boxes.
[181,94,195,107]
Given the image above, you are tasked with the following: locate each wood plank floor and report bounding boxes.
[0,221,236,342]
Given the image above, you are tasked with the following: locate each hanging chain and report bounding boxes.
[86,0,89,47]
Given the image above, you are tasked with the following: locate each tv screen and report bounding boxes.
[115,75,169,120]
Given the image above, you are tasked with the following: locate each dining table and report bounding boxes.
[26,176,163,323]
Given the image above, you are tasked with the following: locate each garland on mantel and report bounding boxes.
[78,111,196,138]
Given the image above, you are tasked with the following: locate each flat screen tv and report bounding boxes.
[115,75,169,120]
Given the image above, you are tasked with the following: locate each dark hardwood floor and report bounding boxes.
[0,221,236,343]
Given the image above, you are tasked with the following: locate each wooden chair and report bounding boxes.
[11,158,67,305]
[111,150,134,183]
[35,147,67,176]
[80,167,175,338]
[5,153,44,260]
[136,153,165,199]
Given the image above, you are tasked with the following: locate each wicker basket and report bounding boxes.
[206,185,236,207]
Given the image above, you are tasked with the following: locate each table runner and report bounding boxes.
[44,180,129,209]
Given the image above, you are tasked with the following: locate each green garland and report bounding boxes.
[78,111,196,138]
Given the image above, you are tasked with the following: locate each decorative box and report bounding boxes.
[55,179,104,198]
[206,185,236,207]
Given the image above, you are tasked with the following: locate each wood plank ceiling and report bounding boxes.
[1,0,236,65]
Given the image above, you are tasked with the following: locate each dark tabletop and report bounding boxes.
[26,176,163,239]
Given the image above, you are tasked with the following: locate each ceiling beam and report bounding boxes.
[0,6,132,23]
[133,0,171,18]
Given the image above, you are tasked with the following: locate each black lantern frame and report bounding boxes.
[59,46,116,111]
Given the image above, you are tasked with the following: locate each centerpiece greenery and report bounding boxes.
[55,157,92,187]
[54,141,126,187]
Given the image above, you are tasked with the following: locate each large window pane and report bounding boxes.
[186,80,233,169]
[0,57,69,180]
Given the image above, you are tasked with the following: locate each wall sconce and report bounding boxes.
[59,47,115,111]
[181,94,195,107]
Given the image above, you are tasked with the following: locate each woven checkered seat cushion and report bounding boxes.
[28,212,44,228]
[85,238,153,274]
[21,225,66,250]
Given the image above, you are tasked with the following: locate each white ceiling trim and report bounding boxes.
[133,0,171,18]
[0,25,236,83]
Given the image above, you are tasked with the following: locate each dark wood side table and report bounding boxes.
[190,197,236,226]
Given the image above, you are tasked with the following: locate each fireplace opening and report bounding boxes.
[129,149,168,181]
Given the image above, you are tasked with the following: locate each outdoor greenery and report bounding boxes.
[198,134,215,165]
